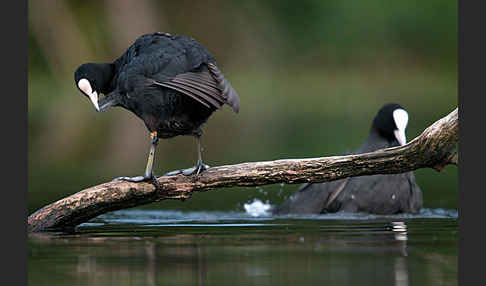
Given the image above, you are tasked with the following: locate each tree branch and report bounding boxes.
[28,108,458,232]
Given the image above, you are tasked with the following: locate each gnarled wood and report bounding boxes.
[28,108,458,232]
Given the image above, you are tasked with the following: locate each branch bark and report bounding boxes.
[28,108,458,232]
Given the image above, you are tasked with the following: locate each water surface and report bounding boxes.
[28,208,458,286]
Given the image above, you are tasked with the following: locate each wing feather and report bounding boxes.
[172,77,224,104]
[152,80,219,108]
[151,63,240,113]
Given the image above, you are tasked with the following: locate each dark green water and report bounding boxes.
[28,209,458,286]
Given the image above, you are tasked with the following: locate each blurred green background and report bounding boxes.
[28,0,458,214]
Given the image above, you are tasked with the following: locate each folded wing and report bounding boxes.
[152,63,240,113]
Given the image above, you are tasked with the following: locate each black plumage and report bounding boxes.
[74,32,240,184]
[274,103,423,215]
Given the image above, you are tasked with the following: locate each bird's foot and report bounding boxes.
[112,174,160,189]
[182,161,210,176]
[164,161,210,177]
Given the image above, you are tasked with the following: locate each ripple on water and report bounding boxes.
[81,201,457,228]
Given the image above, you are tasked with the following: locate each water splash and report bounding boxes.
[278,183,286,197]
[255,186,268,196]
[244,199,273,217]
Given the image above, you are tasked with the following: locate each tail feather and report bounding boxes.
[207,63,240,113]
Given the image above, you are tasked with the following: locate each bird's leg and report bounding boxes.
[183,135,211,175]
[144,131,160,183]
[113,131,160,188]
[164,135,210,176]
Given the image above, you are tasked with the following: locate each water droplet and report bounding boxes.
[244,199,272,217]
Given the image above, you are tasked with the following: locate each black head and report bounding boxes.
[74,63,115,111]
[371,103,409,146]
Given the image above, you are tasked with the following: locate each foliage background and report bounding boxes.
[28,0,458,213]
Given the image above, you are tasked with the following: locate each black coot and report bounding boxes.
[74,32,240,185]
[274,103,423,215]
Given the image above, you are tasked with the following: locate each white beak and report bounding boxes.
[78,78,100,112]
[393,109,409,146]
[394,129,407,146]
[88,91,100,112]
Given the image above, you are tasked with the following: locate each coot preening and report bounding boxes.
[274,103,423,215]
[74,32,240,185]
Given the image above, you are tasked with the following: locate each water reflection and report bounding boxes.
[394,257,409,286]
[391,221,409,286]
[392,221,408,242]
[28,210,458,286]
[145,241,156,286]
